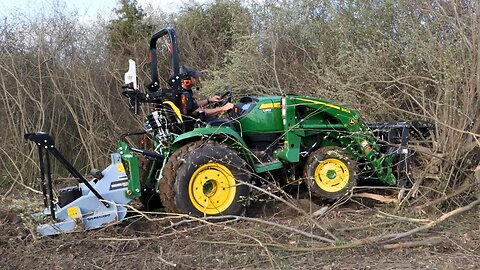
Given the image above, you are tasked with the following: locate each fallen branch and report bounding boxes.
[378,198,480,243]
[383,237,443,249]
[376,210,431,223]
[336,221,397,232]
[1,181,16,199]
[399,177,423,206]
[157,247,177,267]
[198,215,337,244]
[245,181,340,242]
[100,211,336,244]
[353,193,398,203]
[192,239,364,252]
[414,182,476,211]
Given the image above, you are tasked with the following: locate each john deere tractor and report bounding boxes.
[25,27,432,235]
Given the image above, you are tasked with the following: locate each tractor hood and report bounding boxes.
[233,95,360,135]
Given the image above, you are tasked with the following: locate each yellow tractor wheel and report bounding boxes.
[304,146,358,200]
[160,141,250,216]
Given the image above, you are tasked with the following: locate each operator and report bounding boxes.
[180,65,234,120]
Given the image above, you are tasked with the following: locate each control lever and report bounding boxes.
[129,147,164,161]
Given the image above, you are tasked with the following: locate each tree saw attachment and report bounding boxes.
[24,132,133,236]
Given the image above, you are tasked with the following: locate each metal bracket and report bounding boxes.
[25,132,110,220]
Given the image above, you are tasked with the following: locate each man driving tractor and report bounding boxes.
[180,65,234,119]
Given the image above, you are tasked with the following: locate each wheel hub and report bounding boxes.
[188,163,237,214]
[326,170,337,179]
[314,158,350,193]
[203,179,217,197]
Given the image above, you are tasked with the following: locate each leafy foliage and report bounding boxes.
[107,0,155,56]
[0,0,478,195]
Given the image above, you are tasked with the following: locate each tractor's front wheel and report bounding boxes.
[304,146,358,200]
[160,141,250,216]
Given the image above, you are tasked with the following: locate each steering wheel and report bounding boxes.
[227,104,239,119]
[213,91,232,108]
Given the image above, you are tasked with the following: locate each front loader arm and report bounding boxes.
[284,96,397,185]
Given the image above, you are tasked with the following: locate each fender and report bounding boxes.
[171,126,255,166]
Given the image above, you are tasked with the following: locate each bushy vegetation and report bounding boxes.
[0,0,478,201]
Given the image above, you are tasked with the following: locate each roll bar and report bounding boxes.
[148,27,181,92]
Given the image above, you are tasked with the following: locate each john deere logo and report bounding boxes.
[349,119,356,125]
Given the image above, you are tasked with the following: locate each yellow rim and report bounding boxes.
[314,158,350,193]
[188,163,237,214]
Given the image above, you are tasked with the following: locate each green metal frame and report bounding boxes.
[117,140,141,199]
[280,96,396,185]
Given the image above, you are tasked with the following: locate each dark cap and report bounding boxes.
[180,65,201,79]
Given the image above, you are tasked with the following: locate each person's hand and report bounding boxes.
[221,103,234,111]
[208,95,222,103]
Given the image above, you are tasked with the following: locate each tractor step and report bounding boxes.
[254,160,283,173]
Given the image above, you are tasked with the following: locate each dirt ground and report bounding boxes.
[1,190,479,270]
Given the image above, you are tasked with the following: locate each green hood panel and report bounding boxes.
[236,97,283,134]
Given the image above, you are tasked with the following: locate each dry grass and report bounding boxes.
[1,191,479,269]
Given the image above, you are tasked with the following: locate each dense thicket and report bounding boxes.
[1,0,478,200]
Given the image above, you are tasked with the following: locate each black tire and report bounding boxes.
[160,141,251,216]
[303,146,358,200]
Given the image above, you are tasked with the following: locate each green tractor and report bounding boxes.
[25,28,432,235]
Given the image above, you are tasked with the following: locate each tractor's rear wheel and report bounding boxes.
[304,146,358,200]
[160,141,250,216]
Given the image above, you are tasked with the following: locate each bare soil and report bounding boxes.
[1,191,479,270]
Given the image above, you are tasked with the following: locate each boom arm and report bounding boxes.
[276,96,397,185]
